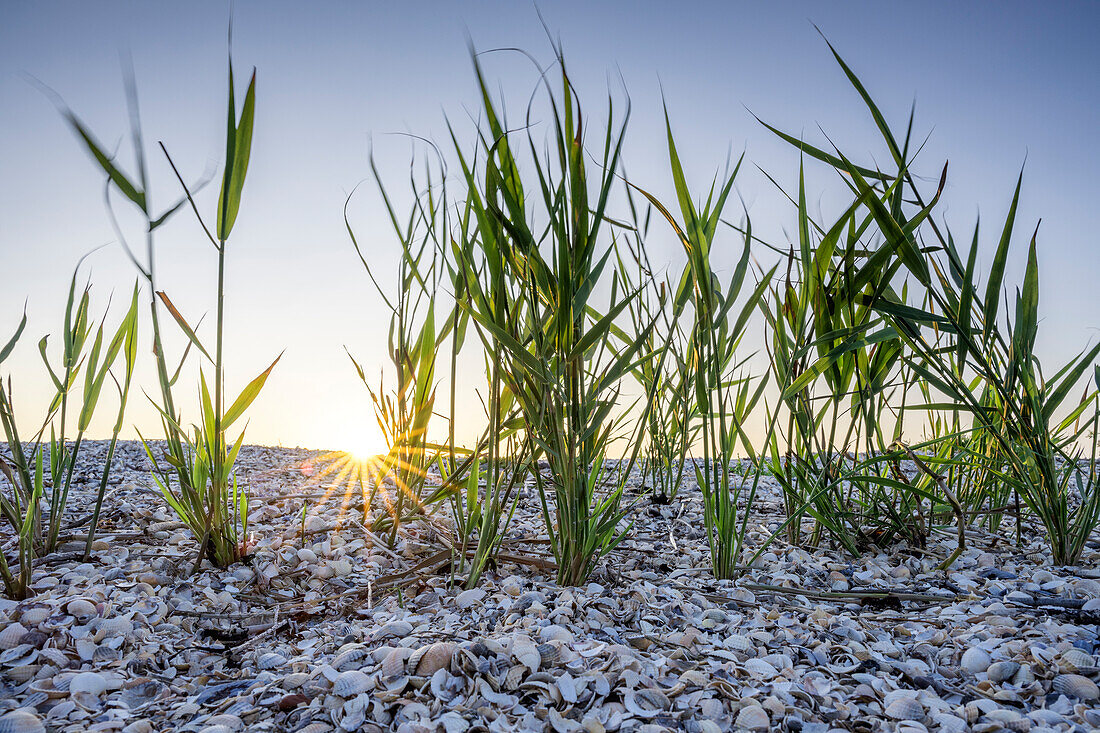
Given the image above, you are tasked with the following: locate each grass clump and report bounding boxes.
[452,50,659,586]
[0,269,139,598]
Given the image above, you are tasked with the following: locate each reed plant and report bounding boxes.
[142,57,279,571]
[451,50,660,586]
[50,64,211,525]
[764,39,1100,564]
[0,269,138,598]
[616,195,696,501]
[346,155,456,543]
[635,118,773,579]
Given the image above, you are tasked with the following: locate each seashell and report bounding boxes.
[510,635,541,672]
[502,664,526,690]
[28,679,66,699]
[984,709,1027,730]
[65,599,97,623]
[734,704,770,731]
[381,647,411,678]
[37,647,68,667]
[961,647,991,674]
[0,710,46,733]
[370,620,413,641]
[282,672,309,690]
[69,671,108,697]
[204,714,243,730]
[454,587,485,609]
[930,713,968,733]
[17,606,49,626]
[257,652,287,670]
[726,634,754,654]
[120,679,163,709]
[1057,647,1095,672]
[17,631,46,650]
[848,641,872,661]
[539,625,573,644]
[743,658,779,680]
[536,643,559,667]
[624,688,670,718]
[94,616,134,641]
[328,559,353,577]
[0,623,28,650]
[986,660,1020,683]
[1011,663,1035,686]
[330,644,369,671]
[0,644,35,665]
[294,724,333,733]
[409,642,454,676]
[4,664,41,683]
[1051,673,1099,700]
[884,696,924,721]
[332,670,370,698]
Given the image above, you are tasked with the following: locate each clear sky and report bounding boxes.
[1,1,1097,454]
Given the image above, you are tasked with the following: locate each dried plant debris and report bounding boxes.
[0,441,1099,732]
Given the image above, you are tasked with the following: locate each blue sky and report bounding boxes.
[1,1,1097,453]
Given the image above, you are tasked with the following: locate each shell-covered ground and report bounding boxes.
[1,442,1099,733]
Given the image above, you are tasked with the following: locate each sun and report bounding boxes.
[333,422,389,464]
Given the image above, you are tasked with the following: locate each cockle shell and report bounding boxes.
[17,606,50,626]
[510,635,541,672]
[931,713,968,733]
[294,724,334,733]
[624,688,670,717]
[381,647,411,678]
[987,660,1020,682]
[330,645,369,671]
[1057,648,1096,672]
[539,625,573,644]
[332,670,370,698]
[726,634,754,654]
[961,647,991,674]
[502,664,526,690]
[257,652,287,670]
[65,599,98,623]
[69,672,108,696]
[120,679,163,709]
[1052,673,1099,700]
[536,643,559,666]
[4,664,41,683]
[408,642,454,676]
[884,697,924,721]
[328,559,353,577]
[734,705,770,731]
[0,710,45,733]
[743,658,779,680]
[0,624,28,650]
[94,616,134,642]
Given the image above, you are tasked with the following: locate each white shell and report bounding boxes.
[960,647,991,674]
[986,660,1020,682]
[510,635,541,672]
[1058,648,1096,672]
[734,705,770,731]
[332,670,370,697]
[0,623,28,650]
[884,697,924,721]
[65,599,98,623]
[0,710,45,733]
[69,672,108,697]
[1052,673,1099,700]
[726,634,754,654]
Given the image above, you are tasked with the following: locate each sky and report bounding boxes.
[0,1,1097,455]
